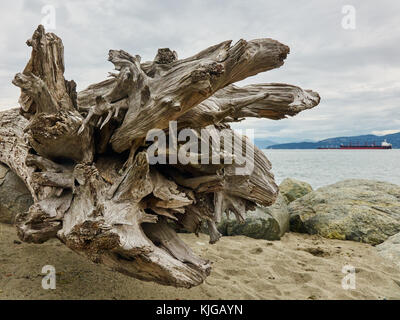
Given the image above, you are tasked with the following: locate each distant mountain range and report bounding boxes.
[254,139,277,148]
[254,138,316,148]
[263,132,400,149]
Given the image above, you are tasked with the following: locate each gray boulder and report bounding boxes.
[289,179,400,245]
[279,178,313,204]
[218,193,289,240]
[376,233,400,267]
[0,163,33,224]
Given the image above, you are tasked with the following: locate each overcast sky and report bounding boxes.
[0,0,399,141]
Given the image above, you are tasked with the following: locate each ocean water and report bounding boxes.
[263,149,400,189]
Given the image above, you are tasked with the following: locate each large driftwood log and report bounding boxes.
[1,25,320,288]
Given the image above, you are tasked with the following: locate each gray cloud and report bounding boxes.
[0,0,399,141]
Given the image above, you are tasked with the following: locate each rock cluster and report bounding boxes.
[217,193,289,240]
[279,178,313,204]
[0,163,33,224]
[289,179,400,245]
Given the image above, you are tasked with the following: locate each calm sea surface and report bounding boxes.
[262,149,400,189]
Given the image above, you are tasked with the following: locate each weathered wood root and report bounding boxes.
[0,25,321,288]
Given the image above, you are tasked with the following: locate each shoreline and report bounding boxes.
[1,223,400,300]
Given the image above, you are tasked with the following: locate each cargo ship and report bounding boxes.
[318,140,392,150]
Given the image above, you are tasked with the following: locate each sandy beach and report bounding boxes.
[1,223,399,300]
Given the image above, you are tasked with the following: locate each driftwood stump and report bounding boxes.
[0,25,320,288]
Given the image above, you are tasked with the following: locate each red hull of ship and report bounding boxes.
[318,146,392,150]
[340,146,392,149]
